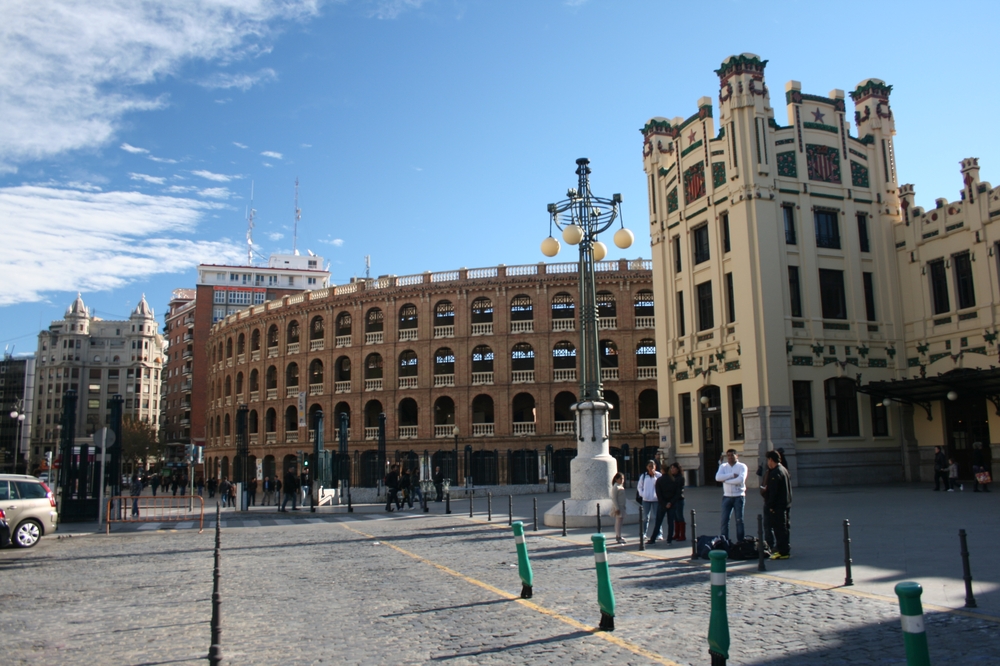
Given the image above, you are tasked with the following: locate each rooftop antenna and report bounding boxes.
[365,255,371,280]
[246,180,256,266]
[293,177,301,256]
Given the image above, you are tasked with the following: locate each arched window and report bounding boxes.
[638,389,659,420]
[267,324,279,349]
[265,408,277,433]
[472,394,495,426]
[604,390,621,422]
[286,362,299,388]
[309,359,323,385]
[285,405,298,432]
[600,340,619,368]
[398,350,418,377]
[551,292,575,320]
[434,300,454,328]
[334,402,351,432]
[287,320,300,343]
[398,398,418,426]
[310,316,324,341]
[335,356,351,381]
[825,378,859,437]
[365,353,383,379]
[366,308,384,333]
[224,413,231,436]
[471,297,493,323]
[248,409,258,434]
[265,365,278,389]
[251,329,261,351]
[364,400,384,429]
[433,396,455,425]
[336,312,352,336]
[434,348,455,376]
[510,295,533,321]
[226,337,233,358]
[511,343,534,371]
[237,333,245,355]
[224,375,232,397]
[472,345,494,373]
[399,304,418,330]
[552,341,576,369]
[636,339,656,367]
[597,291,617,318]
[235,372,244,396]
[554,391,577,424]
[512,393,536,423]
[634,289,655,324]
[249,369,259,392]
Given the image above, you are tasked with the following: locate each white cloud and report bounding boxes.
[148,155,178,164]
[300,143,312,148]
[129,172,166,185]
[261,151,283,159]
[262,162,274,168]
[268,232,284,241]
[233,142,248,149]
[0,185,243,306]
[200,68,278,91]
[192,169,241,182]
[320,238,345,247]
[0,1,322,169]
[120,143,149,154]
[198,187,232,199]
[369,0,427,19]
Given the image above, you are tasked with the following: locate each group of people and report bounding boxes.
[634,460,687,547]
[383,464,424,511]
[933,443,992,492]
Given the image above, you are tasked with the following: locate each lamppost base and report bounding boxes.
[543,499,639,528]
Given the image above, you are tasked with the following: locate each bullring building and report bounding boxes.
[643,54,1000,486]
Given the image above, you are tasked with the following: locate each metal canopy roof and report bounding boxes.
[858,367,1000,421]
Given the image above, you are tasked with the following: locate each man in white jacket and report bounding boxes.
[715,449,747,542]
[637,460,662,543]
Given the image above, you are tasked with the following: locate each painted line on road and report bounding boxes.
[337,522,682,666]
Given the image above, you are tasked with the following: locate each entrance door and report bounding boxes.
[700,386,724,484]
[945,398,989,479]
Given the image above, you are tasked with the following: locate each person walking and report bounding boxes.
[433,466,444,502]
[262,476,272,506]
[764,451,792,559]
[409,468,423,508]
[248,477,258,506]
[716,449,748,543]
[610,472,627,545]
[130,474,143,517]
[399,467,413,509]
[207,476,217,499]
[972,441,992,492]
[637,460,662,543]
[274,477,282,504]
[933,446,949,491]
[384,464,400,512]
[150,474,160,497]
[667,462,686,542]
[218,477,231,508]
[947,457,960,491]
[649,466,680,545]
[281,469,300,511]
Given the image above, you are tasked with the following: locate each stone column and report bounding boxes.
[742,405,796,488]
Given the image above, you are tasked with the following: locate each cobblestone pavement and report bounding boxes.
[2,501,998,665]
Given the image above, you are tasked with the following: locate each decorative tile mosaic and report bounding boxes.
[683,161,706,205]
[712,161,726,188]
[776,151,797,178]
[667,187,678,214]
[806,144,842,183]
[850,160,869,188]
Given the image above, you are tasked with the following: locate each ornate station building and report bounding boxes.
[643,54,1000,486]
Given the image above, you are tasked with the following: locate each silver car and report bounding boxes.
[0,474,59,547]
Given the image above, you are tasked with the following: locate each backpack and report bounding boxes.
[695,534,720,559]
[729,536,768,560]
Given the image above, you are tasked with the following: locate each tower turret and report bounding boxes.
[715,53,773,182]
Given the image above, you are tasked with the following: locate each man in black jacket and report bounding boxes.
[384,464,400,512]
[281,469,299,511]
[933,446,949,491]
[432,466,444,502]
[765,450,792,559]
[648,470,682,545]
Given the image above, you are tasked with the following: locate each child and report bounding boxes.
[947,458,960,491]
[610,472,627,545]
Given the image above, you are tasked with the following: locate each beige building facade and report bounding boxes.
[643,54,1000,486]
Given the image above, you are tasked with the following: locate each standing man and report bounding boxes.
[218,477,231,508]
[130,474,143,517]
[764,450,792,559]
[261,476,272,506]
[933,446,949,491]
[384,464,400,512]
[715,449,747,543]
[637,460,662,543]
[281,468,300,511]
[432,466,444,502]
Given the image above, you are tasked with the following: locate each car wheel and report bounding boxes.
[13,519,41,548]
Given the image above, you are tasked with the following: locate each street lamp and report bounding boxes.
[9,407,25,474]
[452,425,459,486]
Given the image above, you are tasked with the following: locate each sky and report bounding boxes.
[2,0,998,354]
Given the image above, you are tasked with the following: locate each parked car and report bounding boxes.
[0,474,58,547]
[0,509,10,548]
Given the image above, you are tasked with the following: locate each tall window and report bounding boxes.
[825,378,859,437]
[721,213,731,253]
[673,236,682,273]
[857,213,870,253]
[679,393,692,443]
[863,272,876,321]
[788,266,802,317]
[693,225,710,264]
[793,381,813,437]
[954,252,976,310]
[819,269,847,319]
[871,395,888,437]
[696,281,714,331]
[929,259,950,314]
[783,205,796,244]
[814,209,841,249]
[725,272,736,323]
[729,384,744,440]
[676,291,686,336]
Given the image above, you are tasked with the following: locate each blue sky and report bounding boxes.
[1,0,997,353]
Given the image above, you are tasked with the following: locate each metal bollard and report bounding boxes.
[208,503,223,665]
[488,492,492,522]
[959,529,977,608]
[446,492,451,514]
[347,478,353,513]
[707,550,730,665]
[508,495,513,526]
[690,509,698,560]
[469,490,474,518]
[757,514,766,572]
[895,582,931,666]
[533,497,538,532]
[843,519,854,586]
[592,534,616,631]
[638,503,645,551]
[561,499,567,537]
[596,502,602,533]
[512,521,534,598]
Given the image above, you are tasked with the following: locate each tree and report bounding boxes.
[120,416,163,471]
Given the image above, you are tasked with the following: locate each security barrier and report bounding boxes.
[106,495,205,533]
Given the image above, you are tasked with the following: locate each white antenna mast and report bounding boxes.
[365,255,371,279]
[293,177,301,255]
[246,180,256,266]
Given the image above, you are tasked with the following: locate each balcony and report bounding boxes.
[335,335,351,348]
[179,418,191,426]
[512,422,536,435]
[182,366,192,376]
[510,321,534,334]
[471,322,493,336]
[286,430,298,443]
[249,434,258,446]
[225,396,232,406]
[309,383,323,396]
[251,349,261,361]
[398,376,418,389]
[639,419,658,431]
[398,426,417,439]
[473,423,495,437]
[554,420,575,434]
[365,378,383,391]
[609,420,621,433]
[181,381,192,392]
[286,386,300,399]
[553,369,576,382]
[601,367,619,381]
[398,329,418,342]
[365,331,383,345]
[433,325,454,338]
[364,427,379,440]
[224,435,232,445]
[267,346,279,358]
[237,353,245,364]
[637,366,658,379]
[552,319,575,332]
[310,339,324,351]
[512,370,535,383]
[266,432,277,444]
[335,381,351,393]
[635,316,655,329]
[434,424,456,438]
[433,374,455,388]
[236,394,245,404]
[183,333,193,342]
[266,388,278,400]
[182,350,193,360]
[286,342,300,355]
[249,391,259,402]
[598,317,617,330]
[471,372,494,385]
[226,358,234,368]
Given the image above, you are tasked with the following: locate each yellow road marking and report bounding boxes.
[337,522,683,666]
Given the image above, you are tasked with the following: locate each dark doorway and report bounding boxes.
[509,449,539,485]
[552,448,576,483]
[945,398,989,479]
[700,385,723,485]
[470,450,498,485]
[432,450,457,486]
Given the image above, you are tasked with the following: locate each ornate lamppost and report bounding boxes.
[540,158,634,527]
[8,402,26,474]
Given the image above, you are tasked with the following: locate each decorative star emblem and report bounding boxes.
[688,130,697,144]
[812,108,825,123]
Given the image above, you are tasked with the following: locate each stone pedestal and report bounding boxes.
[544,400,638,527]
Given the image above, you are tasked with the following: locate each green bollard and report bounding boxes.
[592,534,616,631]
[708,550,730,664]
[512,521,534,599]
[895,582,931,666]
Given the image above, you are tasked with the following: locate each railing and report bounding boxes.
[473,423,495,437]
[635,316,655,329]
[601,367,619,381]
[334,282,358,295]
[249,391,259,402]
[431,270,459,282]
[609,420,621,433]
[266,388,278,400]
[266,432,277,443]
[507,265,538,276]
[309,288,330,300]
[512,370,535,383]
[595,260,619,272]
[237,353,245,364]
[309,383,323,396]
[106,496,204,534]
[251,349,261,361]
[286,386,300,399]
[471,322,493,335]
[182,381,192,391]
[286,431,298,443]
[286,342,300,355]
[182,366,192,375]
[183,332,193,342]
[179,418,190,425]
[399,426,418,439]
[552,319,575,331]
[546,263,577,274]
[434,425,456,438]
[598,317,617,330]
[554,420,575,434]
[224,435,232,445]
[639,419,658,431]
[267,346,279,358]
[335,381,351,393]
[310,339,324,351]
[471,372,494,385]
[630,259,653,270]
[335,335,351,347]
[182,350,193,360]
[433,325,454,338]
[467,267,498,279]
[364,427,379,440]
[398,329,418,342]
[398,376,418,389]
[510,321,534,334]
[433,374,455,387]
[235,393,245,404]
[249,434,258,446]
[397,275,423,286]
[512,422,536,435]
[288,294,305,304]
[365,378,383,391]
[365,331,383,345]
[637,366,657,379]
[553,368,576,382]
